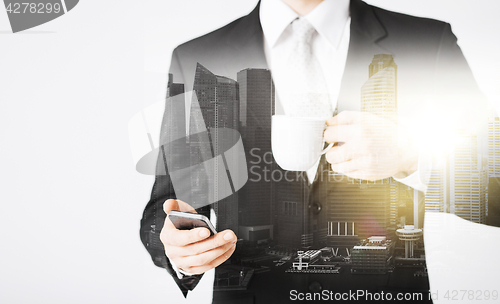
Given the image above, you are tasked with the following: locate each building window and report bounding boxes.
[283,201,298,216]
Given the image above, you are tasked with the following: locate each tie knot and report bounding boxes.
[291,18,316,45]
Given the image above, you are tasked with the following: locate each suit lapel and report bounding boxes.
[224,2,268,72]
[339,0,394,112]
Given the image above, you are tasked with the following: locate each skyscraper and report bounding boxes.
[391,181,414,227]
[361,54,397,123]
[192,63,240,233]
[488,117,500,226]
[319,54,400,248]
[163,74,186,163]
[424,168,447,213]
[449,130,487,224]
[360,55,398,177]
[424,130,488,225]
[274,174,310,249]
[488,117,500,176]
[360,54,399,235]
[167,73,184,97]
[237,68,276,242]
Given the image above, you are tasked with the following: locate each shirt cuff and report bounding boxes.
[170,258,195,279]
[393,149,432,193]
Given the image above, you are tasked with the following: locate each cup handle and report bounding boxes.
[321,142,334,155]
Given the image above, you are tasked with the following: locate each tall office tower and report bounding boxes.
[487,176,500,226]
[192,63,240,233]
[167,73,185,97]
[488,117,500,176]
[488,117,500,226]
[318,54,399,248]
[359,54,398,235]
[391,182,414,228]
[162,74,186,170]
[361,54,398,181]
[424,168,447,213]
[361,54,397,123]
[274,175,311,249]
[236,68,276,243]
[449,130,487,224]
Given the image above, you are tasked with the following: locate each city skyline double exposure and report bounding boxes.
[132,53,495,299]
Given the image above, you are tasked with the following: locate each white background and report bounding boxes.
[1,1,500,303]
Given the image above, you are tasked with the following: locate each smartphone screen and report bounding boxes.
[168,210,217,236]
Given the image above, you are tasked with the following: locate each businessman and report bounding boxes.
[141,0,487,303]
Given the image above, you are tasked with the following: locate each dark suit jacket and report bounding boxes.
[140,0,487,303]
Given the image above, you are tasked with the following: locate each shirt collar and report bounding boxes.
[260,0,350,50]
[259,0,298,48]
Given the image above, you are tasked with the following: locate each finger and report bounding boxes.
[162,226,212,247]
[162,199,180,231]
[163,198,197,214]
[161,198,197,231]
[181,229,236,256]
[171,229,235,257]
[326,111,362,126]
[177,240,237,268]
[344,171,373,181]
[325,145,354,164]
[163,199,180,215]
[209,229,236,250]
[331,159,360,174]
[323,125,359,143]
[176,199,197,213]
[167,228,235,253]
[182,243,237,275]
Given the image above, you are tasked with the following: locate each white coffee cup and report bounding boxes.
[271,115,333,171]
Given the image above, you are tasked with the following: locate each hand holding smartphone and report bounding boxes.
[162,199,236,275]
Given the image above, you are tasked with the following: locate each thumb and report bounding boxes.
[163,199,180,215]
[326,111,362,126]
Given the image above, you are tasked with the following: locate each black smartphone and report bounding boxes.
[167,210,217,236]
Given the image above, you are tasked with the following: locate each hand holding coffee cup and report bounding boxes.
[323,111,419,181]
[271,115,333,171]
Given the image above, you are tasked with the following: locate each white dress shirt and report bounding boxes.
[260,0,426,190]
[261,0,350,182]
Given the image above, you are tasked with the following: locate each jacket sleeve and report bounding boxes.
[433,22,488,127]
[139,48,207,297]
[427,22,492,225]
